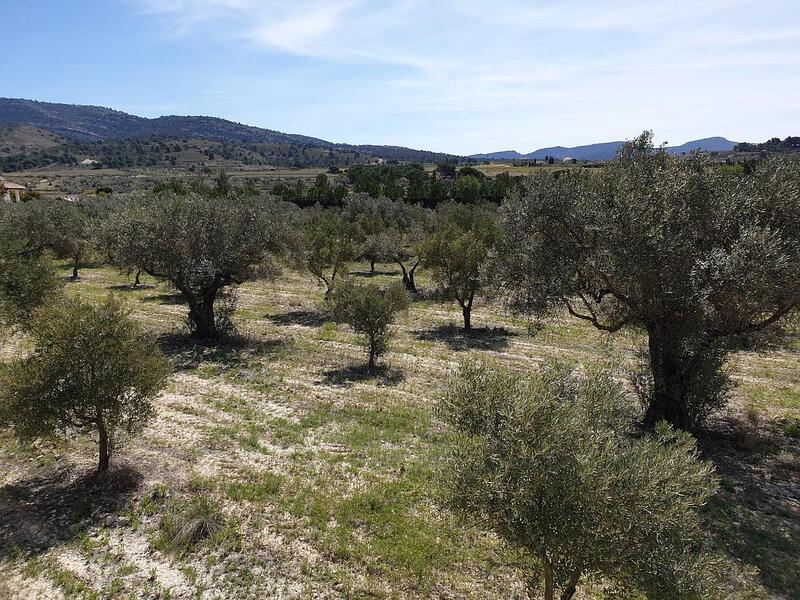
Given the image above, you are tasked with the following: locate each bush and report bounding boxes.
[157,495,226,555]
[439,361,729,600]
[326,279,410,368]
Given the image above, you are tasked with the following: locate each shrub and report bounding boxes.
[157,495,226,555]
[440,361,728,599]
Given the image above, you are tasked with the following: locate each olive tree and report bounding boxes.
[303,207,362,295]
[326,279,410,369]
[342,194,432,292]
[440,361,727,600]
[0,204,60,328]
[496,133,800,429]
[99,192,296,340]
[0,296,170,471]
[417,203,500,331]
[47,199,102,280]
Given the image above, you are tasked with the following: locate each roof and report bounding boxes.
[0,178,25,190]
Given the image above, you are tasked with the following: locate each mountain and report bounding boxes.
[0,98,459,166]
[470,137,738,161]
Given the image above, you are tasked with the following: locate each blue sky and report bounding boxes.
[4,0,799,154]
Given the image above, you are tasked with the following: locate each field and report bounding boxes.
[0,260,798,599]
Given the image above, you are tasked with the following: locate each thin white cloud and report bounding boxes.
[126,0,800,152]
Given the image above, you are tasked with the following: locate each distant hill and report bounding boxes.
[0,98,460,168]
[471,137,738,161]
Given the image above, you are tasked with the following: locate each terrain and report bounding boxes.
[0,99,460,170]
[0,260,797,599]
[469,137,739,161]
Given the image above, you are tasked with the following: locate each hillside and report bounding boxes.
[471,136,739,161]
[0,98,460,169]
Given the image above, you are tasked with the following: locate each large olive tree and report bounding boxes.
[0,296,170,471]
[496,133,800,429]
[440,361,728,600]
[100,192,296,340]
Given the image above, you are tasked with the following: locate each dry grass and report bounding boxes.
[0,260,797,599]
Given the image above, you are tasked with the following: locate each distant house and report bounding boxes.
[80,158,99,166]
[562,156,576,164]
[1,177,25,203]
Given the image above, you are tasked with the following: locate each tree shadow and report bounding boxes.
[698,416,800,597]
[415,324,516,352]
[0,464,142,559]
[351,269,401,278]
[107,283,157,292]
[141,292,186,305]
[321,364,405,388]
[156,332,287,372]
[268,309,328,328]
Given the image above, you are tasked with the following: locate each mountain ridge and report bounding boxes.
[470,136,738,161]
[0,98,458,164]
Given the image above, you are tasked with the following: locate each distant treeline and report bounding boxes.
[734,136,800,153]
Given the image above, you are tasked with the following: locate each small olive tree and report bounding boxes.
[0,296,170,471]
[440,361,727,600]
[0,204,60,328]
[496,133,800,429]
[326,279,410,369]
[417,203,500,331]
[47,199,99,280]
[303,208,362,295]
[98,192,296,339]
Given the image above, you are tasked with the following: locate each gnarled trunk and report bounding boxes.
[398,260,419,294]
[188,290,218,340]
[643,327,691,429]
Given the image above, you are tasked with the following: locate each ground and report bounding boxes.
[0,261,798,599]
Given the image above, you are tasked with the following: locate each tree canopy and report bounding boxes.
[496,132,800,428]
[99,192,297,339]
[0,296,170,471]
[440,361,726,600]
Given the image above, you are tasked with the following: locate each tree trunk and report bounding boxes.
[189,292,218,340]
[370,259,376,273]
[559,573,580,600]
[134,269,142,287]
[462,306,471,332]
[71,258,79,280]
[98,420,110,472]
[398,261,419,294]
[643,328,690,429]
[543,561,554,600]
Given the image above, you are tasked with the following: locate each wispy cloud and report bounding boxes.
[126,0,800,152]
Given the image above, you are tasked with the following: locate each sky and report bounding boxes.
[3,0,799,154]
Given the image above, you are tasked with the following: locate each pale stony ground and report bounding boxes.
[0,261,798,599]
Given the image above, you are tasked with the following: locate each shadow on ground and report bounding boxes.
[141,292,186,305]
[157,332,288,372]
[0,464,142,559]
[268,309,328,328]
[415,324,516,352]
[107,283,157,292]
[350,269,401,278]
[321,364,405,387]
[699,416,800,597]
